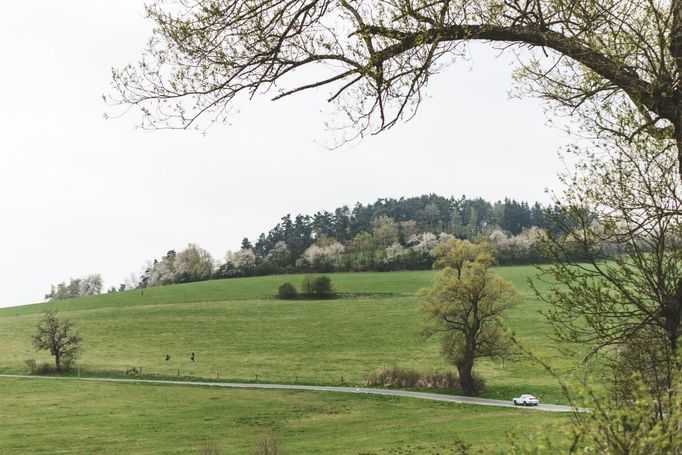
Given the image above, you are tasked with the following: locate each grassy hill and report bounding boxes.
[0,267,585,453]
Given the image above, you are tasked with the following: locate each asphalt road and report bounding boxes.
[0,374,581,412]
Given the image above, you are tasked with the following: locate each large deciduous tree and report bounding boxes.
[419,247,518,395]
[431,238,495,277]
[174,243,215,282]
[111,0,682,177]
[536,133,682,405]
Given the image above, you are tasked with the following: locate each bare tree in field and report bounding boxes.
[32,311,83,372]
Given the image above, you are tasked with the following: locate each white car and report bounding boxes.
[513,394,540,406]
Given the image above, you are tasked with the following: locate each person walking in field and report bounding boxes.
[165,354,171,361]
[190,352,195,363]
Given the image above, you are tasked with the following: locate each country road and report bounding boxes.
[0,374,582,413]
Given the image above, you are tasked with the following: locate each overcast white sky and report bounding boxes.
[0,1,572,308]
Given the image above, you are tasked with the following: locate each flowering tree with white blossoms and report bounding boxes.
[226,248,257,273]
[298,241,346,271]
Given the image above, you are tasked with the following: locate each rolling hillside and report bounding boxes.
[0,266,585,453]
[0,267,591,402]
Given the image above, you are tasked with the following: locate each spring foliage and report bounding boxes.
[511,376,682,455]
[419,245,518,395]
[45,274,103,301]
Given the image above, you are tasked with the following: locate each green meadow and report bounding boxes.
[0,377,568,454]
[0,268,589,402]
[0,266,589,452]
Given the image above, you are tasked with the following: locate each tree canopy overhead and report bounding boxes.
[111,0,682,166]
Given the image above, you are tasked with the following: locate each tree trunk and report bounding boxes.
[671,0,682,76]
[666,279,682,354]
[55,353,61,372]
[671,0,682,182]
[456,355,476,396]
[675,120,682,185]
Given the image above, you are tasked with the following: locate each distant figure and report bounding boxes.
[190,352,195,363]
[165,354,171,361]
[141,289,144,296]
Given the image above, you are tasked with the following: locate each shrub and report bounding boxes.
[197,440,222,455]
[416,371,459,389]
[365,365,421,388]
[252,433,283,455]
[277,282,297,299]
[38,362,55,374]
[365,365,482,392]
[126,366,142,376]
[61,358,74,372]
[25,359,55,375]
[301,275,334,298]
[301,274,316,295]
[25,359,37,374]
[311,275,333,297]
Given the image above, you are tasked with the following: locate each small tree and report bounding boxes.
[311,276,333,298]
[419,250,518,395]
[174,243,214,283]
[277,282,297,300]
[301,275,334,298]
[31,311,83,372]
[225,248,257,275]
[301,274,316,295]
[297,242,345,271]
